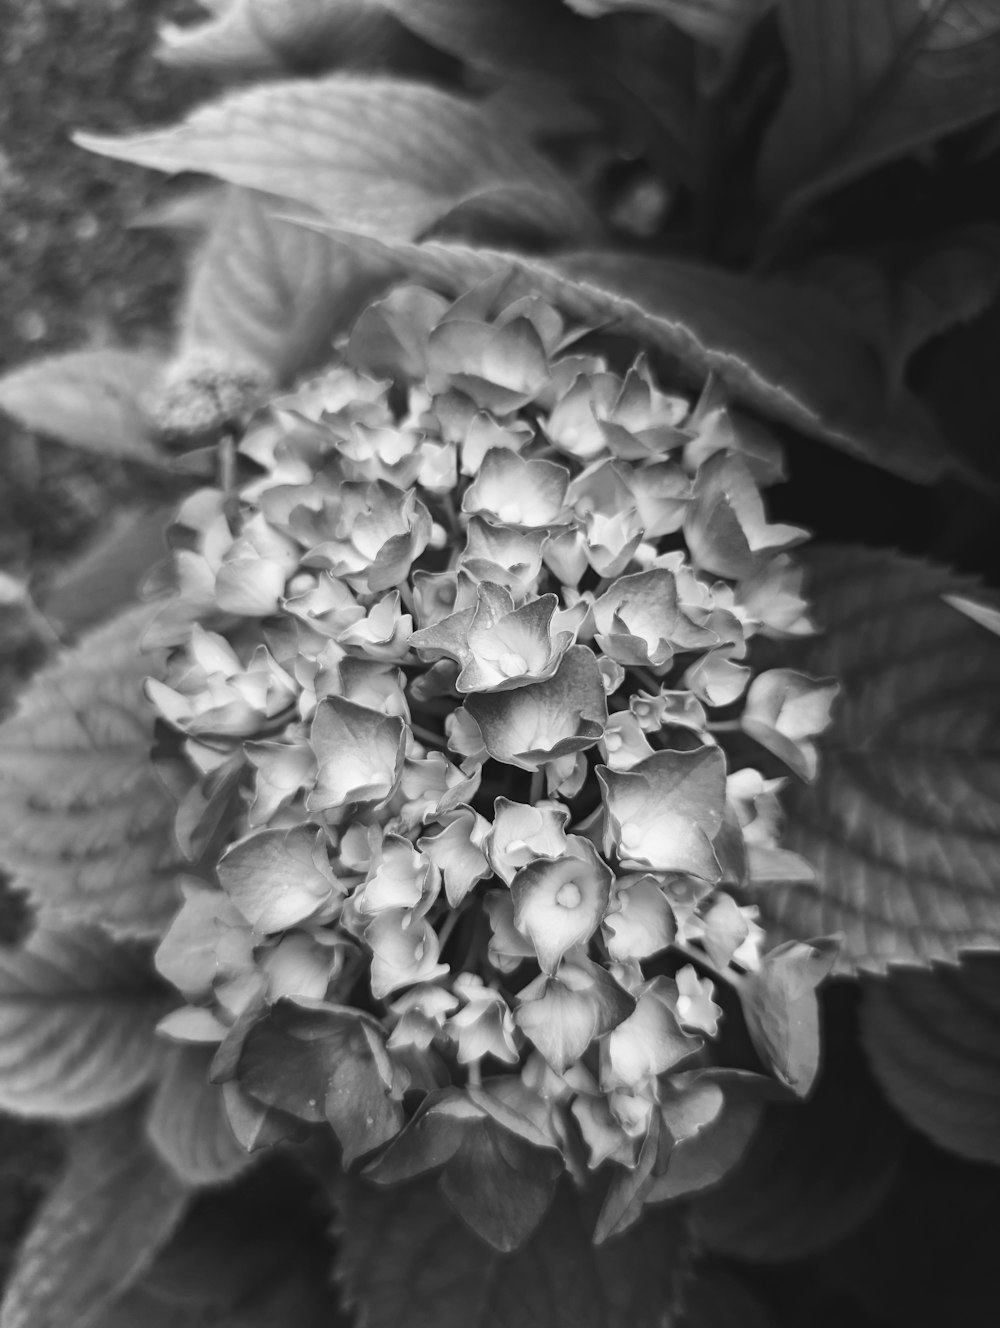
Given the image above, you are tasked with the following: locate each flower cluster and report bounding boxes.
[148,276,837,1237]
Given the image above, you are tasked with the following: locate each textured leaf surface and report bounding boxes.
[335,1174,683,1328]
[178,187,393,381]
[148,1045,251,1186]
[304,231,947,481]
[0,604,183,937]
[0,1108,189,1328]
[0,349,165,462]
[0,927,167,1119]
[158,0,408,73]
[761,0,1000,216]
[861,955,1000,1164]
[76,77,593,244]
[808,226,1000,391]
[691,987,904,1261]
[750,545,1000,972]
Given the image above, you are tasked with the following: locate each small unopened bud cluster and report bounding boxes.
[149,276,837,1225]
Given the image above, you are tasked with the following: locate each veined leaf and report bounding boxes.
[807,225,1000,393]
[75,77,594,244]
[0,604,183,938]
[299,230,947,480]
[861,955,1000,1164]
[0,927,167,1119]
[0,349,166,464]
[158,0,409,74]
[178,187,393,382]
[0,1107,189,1328]
[148,1045,251,1187]
[334,1174,684,1328]
[749,546,1000,973]
[761,0,1000,218]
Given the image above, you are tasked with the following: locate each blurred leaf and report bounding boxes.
[178,187,392,382]
[0,1107,189,1328]
[0,350,166,464]
[678,1261,779,1328]
[0,927,167,1119]
[157,0,411,74]
[761,0,1000,219]
[75,77,595,245]
[148,1045,251,1187]
[334,1173,684,1328]
[565,0,774,48]
[737,938,839,1094]
[42,505,173,635]
[690,987,904,1262]
[749,546,1000,972]
[0,604,183,938]
[806,225,1000,393]
[861,955,1000,1164]
[301,230,949,480]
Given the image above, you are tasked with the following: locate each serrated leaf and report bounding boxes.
[148,1045,251,1186]
[807,226,1000,393]
[861,955,1000,1164]
[0,1106,189,1328]
[760,0,1000,218]
[158,0,409,74]
[0,927,168,1119]
[178,187,393,382]
[305,231,947,481]
[0,604,184,938]
[690,988,904,1261]
[750,545,1000,973]
[0,350,166,463]
[334,1174,684,1328]
[75,77,594,245]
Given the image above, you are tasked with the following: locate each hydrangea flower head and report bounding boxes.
[147,276,837,1246]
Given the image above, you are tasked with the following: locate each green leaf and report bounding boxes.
[690,988,904,1261]
[0,926,167,1119]
[0,349,166,463]
[760,0,1000,218]
[147,1045,252,1186]
[861,955,1000,1164]
[806,226,1000,393]
[678,1261,779,1328]
[302,231,948,481]
[178,187,394,383]
[0,1107,189,1328]
[334,1174,684,1328]
[0,604,184,938]
[158,0,410,74]
[75,77,595,244]
[748,546,1000,972]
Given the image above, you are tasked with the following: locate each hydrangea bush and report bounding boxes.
[144,276,838,1246]
[2,3,1000,1326]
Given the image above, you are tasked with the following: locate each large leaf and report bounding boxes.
[75,77,594,244]
[807,225,1000,393]
[0,604,184,938]
[178,187,393,382]
[0,926,167,1119]
[0,350,166,464]
[301,229,947,480]
[158,0,412,74]
[761,0,1000,218]
[334,1174,684,1328]
[861,955,1000,1164]
[749,546,1000,973]
[0,1107,189,1328]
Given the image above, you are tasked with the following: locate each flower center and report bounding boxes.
[619,822,643,851]
[497,501,523,524]
[497,651,528,677]
[555,881,583,909]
